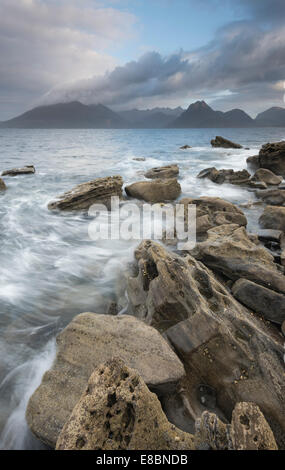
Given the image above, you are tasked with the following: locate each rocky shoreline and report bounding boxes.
[2,137,285,450]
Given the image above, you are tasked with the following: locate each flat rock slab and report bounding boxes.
[256,189,285,206]
[211,136,242,149]
[48,176,123,211]
[125,178,181,203]
[26,313,185,447]
[2,165,35,176]
[145,164,179,179]
[259,206,285,232]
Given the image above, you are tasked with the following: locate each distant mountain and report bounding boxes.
[119,107,183,128]
[0,102,128,129]
[255,107,285,127]
[169,101,254,128]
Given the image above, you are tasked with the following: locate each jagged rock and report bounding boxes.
[232,278,285,325]
[259,206,285,232]
[197,167,250,185]
[195,411,231,450]
[0,178,7,191]
[259,141,285,177]
[127,240,285,447]
[180,145,191,150]
[256,189,285,206]
[231,403,278,450]
[179,196,247,235]
[48,176,123,211]
[2,165,35,176]
[145,164,179,180]
[56,359,195,451]
[246,155,260,170]
[211,136,242,149]
[190,224,285,294]
[125,178,181,203]
[251,168,282,186]
[26,313,185,447]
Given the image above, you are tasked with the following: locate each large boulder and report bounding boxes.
[125,178,181,203]
[211,136,242,149]
[232,278,285,325]
[251,168,282,186]
[145,164,179,179]
[259,141,285,177]
[197,167,250,185]
[0,178,6,191]
[26,313,185,447]
[256,189,285,206]
[48,176,123,211]
[127,240,285,447]
[56,358,195,451]
[259,206,285,232]
[190,224,285,294]
[179,196,247,235]
[1,165,35,176]
[246,155,260,170]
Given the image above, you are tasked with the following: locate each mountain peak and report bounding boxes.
[187,100,212,111]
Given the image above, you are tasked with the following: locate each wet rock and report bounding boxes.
[247,180,267,190]
[251,168,282,186]
[2,165,35,176]
[257,229,284,245]
[133,157,146,161]
[56,358,195,451]
[180,196,247,235]
[232,278,285,325]
[211,136,242,149]
[197,167,250,185]
[127,240,285,447]
[231,403,278,450]
[259,206,285,232]
[190,224,285,294]
[125,178,181,203]
[256,189,285,206]
[48,176,123,211]
[259,141,285,177]
[0,178,7,191]
[26,313,185,447]
[180,145,191,150]
[282,321,285,337]
[246,155,260,170]
[145,164,179,180]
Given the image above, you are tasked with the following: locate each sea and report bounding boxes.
[0,127,284,449]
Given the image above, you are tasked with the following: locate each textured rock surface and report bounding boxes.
[232,278,285,325]
[211,136,242,149]
[56,359,195,451]
[180,145,191,150]
[197,167,250,185]
[26,313,185,447]
[127,240,285,447]
[125,178,181,203]
[48,176,123,211]
[0,178,7,191]
[190,224,285,294]
[1,165,35,176]
[252,168,282,186]
[259,141,285,177]
[256,189,285,206]
[145,164,179,179]
[259,206,285,232]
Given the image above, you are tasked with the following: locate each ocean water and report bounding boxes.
[0,127,285,450]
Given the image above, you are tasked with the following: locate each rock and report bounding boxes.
[180,145,191,150]
[259,206,285,232]
[190,224,285,294]
[26,313,185,447]
[127,240,285,447]
[125,178,181,203]
[145,164,179,180]
[246,155,260,170]
[232,278,285,325]
[0,178,7,191]
[256,189,285,206]
[247,180,267,190]
[251,168,282,186]
[1,165,35,176]
[282,321,285,337]
[197,167,250,185]
[56,358,195,451]
[211,136,242,149]
[257,229,284,244]
[133,157,146,161]
[231,403,278,450]
[179,196,247,235]
[195,411,231,450]
[48,176,123,211]
[259,141,285,177]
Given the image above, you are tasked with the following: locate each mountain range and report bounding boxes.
[1,100,285,129]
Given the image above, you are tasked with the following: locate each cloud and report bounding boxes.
[42,19,285,114]
[0,0,137,119]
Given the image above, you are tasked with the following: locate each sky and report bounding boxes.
[0,0,285,120]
